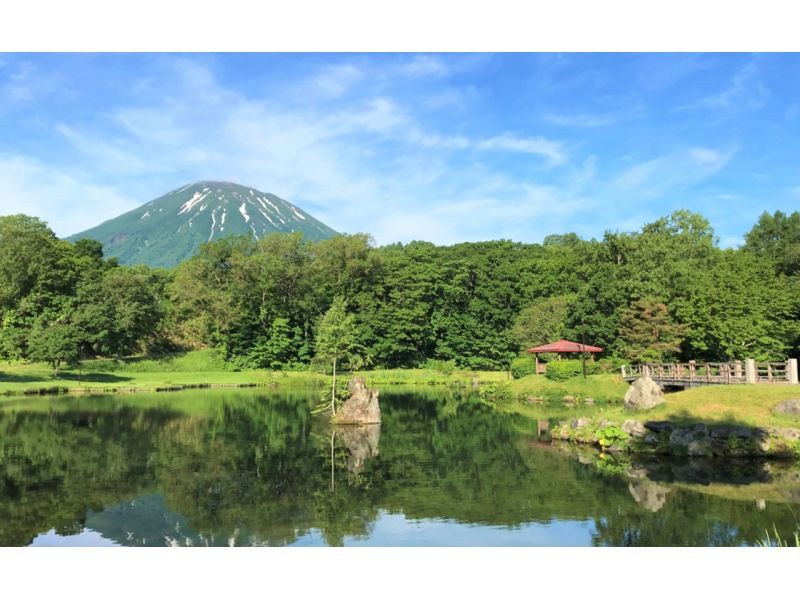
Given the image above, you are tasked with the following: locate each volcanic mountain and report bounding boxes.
[68,181,338,268]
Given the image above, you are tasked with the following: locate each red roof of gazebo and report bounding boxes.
[526,339,604,354]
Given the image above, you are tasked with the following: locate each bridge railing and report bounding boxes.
[756,361,788,383]
[623,359,798,385]
[627,362,748,384]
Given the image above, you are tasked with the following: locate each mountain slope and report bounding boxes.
[68,181,338,268]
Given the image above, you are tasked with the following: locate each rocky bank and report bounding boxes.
[551,417,800,459]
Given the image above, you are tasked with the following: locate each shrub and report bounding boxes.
[479,382,513,405]
[544,359,601,381]
[595,356,629,373]
[511,355,538,379]
[422,359,457,375]
[596,425,630,451]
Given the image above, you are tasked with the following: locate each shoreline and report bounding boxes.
[550,416,800,459]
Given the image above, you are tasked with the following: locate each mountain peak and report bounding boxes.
[68,182,337,268]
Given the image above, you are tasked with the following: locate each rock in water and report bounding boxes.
[624,376,665,411]
[332,377,381,424]
[772,398,800,417]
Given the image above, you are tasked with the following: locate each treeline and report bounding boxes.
[1,210,799,372]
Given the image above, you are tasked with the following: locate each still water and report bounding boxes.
[1,387,798,546]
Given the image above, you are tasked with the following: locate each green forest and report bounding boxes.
[1,209,799,373]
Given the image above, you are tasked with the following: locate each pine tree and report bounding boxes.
[618,297,687,363]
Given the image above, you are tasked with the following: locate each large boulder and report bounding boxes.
[332,377,381,424]
[773,399,800,417]
[623,376,665,411]
[622,419,647,438]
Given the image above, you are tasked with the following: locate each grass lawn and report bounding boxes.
[0,350,313,395]
[0,349,506,396]
[505,372,800,429]
[629,384,800,428]
[509,373,629,403]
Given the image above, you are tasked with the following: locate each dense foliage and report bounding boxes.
[1,209,799,372]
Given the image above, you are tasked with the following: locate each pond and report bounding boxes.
[1,387,798,547]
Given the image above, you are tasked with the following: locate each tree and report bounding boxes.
[512,295,571,350]
[744,210,800,275]
[246,317,301,369]
[314,297,367,414]
[618,297,687,363]
[74,266,167,357]
[27,321,82,376]
[674,250,799,361]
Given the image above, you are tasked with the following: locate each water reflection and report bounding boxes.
[0,388,798,547]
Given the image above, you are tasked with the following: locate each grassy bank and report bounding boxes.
[509,373,629,403]
[0,349,506,397]
[631,384,800,428]
[501,373,800,431]
[3,350,799,433]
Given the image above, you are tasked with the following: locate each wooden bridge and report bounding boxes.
[622,358,799,389]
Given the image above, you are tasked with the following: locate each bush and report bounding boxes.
[479,382,513,405]
[511,355,538,379]
[544,359,601,381]
[595,425,630,451]
[422,359,457,375]
[595,356,629,374]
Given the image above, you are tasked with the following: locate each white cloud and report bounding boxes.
[0,59,62,107]
[397,55,449,78]
[688,146,732,168]
[615,147,737,198]
[680,60,769,112]
[307,63,364,99]
[474,135,566,164]
[544,112,619,128]
[0,154,137,237]
[409,131,566,164]
[54,123,154,175]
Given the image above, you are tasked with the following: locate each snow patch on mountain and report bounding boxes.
[178,190,211,215]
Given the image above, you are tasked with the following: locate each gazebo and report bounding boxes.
[526,339,603,374]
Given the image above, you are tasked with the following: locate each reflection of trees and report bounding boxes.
[0,403,180,545]
[2,390,800,546]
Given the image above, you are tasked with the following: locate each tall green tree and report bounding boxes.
[27,321,82,376]
[674,250,798,360]
[744,210,800,275]
[314,297,367,414]
[618,297,687,362]
[512,295,571,351]
[74,266,167,357]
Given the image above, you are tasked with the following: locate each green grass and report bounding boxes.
[627,384,800,428]
[3,351,799,431]
[0,350,507,397]
[505,372,800,430]
[510,373,629,402]
[361,368,506,386]
[0,349,320,395]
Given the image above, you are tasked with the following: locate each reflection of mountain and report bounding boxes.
[85,494,198,547]
[2,389,800,547]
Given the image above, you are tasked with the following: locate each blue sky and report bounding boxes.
[0,53,798,246]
